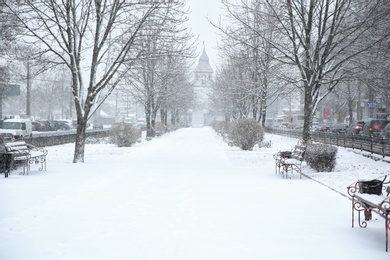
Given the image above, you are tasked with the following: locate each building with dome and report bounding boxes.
[191,44,213,127]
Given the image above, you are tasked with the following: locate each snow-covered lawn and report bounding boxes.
[1,127,390,259]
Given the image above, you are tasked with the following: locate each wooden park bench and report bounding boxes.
[3,140,48,176]
[348,175,390,251]
[273,140,306,179]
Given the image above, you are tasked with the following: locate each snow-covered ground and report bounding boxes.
[1,127,390,259]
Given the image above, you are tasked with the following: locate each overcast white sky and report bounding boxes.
[185,0,222,70]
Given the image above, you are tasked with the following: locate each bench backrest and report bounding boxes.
[4,141,30,153]
[291,145,306,161]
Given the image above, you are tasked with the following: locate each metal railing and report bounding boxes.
[267,127,390,158]
[24,129,110,147]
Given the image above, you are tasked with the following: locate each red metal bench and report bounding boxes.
[348,175,390,251]
[4,140,48,175]
[273,140,306,179]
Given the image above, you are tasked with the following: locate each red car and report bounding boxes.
[361,119,390,137]
[353,121,366,135]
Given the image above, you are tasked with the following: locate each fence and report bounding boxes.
[25,129,110,147]
[267,127,390,158]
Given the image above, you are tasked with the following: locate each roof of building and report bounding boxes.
[195,44,213,73]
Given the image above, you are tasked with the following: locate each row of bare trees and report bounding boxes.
[121,2,195,137]
[212,0,390,142]
[1,0,196,163]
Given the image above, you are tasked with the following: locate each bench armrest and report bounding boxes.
[26,144,48,155]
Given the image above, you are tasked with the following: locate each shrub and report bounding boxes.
[211,120,232,143]
[85,137,110,144]
[167,124,180,132]
[109,123,141,147]
[305,143,338,172]
[153,122,167,136]
[259,140,272,148]
[210,120,226,135]
[228,118,264,150]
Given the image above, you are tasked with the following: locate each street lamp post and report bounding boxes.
[26,58,31,117]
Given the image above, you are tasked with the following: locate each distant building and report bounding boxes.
[192,44,213,127]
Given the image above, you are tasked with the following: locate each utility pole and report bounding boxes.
[0,82,3,121]
[26,58,31,116]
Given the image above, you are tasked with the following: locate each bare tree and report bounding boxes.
[29,66,72,120]
[212,0,286,125]
[5,0,175,162]
[0,0,24,119]
[216,0,390,140]
[261,0,390,141]
[212,50,253,120]
[158,54,194,127]
[122,1,195,137]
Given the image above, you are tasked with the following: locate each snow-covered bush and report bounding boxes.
[211,120,232,137]
[228,118,264,150]
[305,143,338,172]
[167,124,180,132]
[210,120,223,135]
[259,140,272,148]
[153,122,167,136]
[109,123,141,147]
[85,137,110,144]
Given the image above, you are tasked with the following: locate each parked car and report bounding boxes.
[136,118,147,130]
[360,119,390,137]
[317,122,332,132]
[32,121,44,131]
[278,122,289,129]
[265,118,273,127]
[0,119,33,139]
[379,122,390,139]
[47,120,60,131]
[42,120,56,131]
[56,120,71,130]
[330,123,349,134]
[93,121,104,129]
[346,120,366,136]
[310,122,320,132]
[285,123,297,129]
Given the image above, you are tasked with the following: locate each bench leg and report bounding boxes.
[275,161,278,174]
[25,160,29,175]
[283,165,289,179]
[352,197,355,228]
[386,214,389,252]
[299,164,302,179]
[352,199,368,229]
[280,163,304,179]
[20,160,29,175]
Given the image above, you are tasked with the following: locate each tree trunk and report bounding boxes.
[73,119,87,163]
[302,84,313,142]
[347,83,354,124]
[146,108,153,138]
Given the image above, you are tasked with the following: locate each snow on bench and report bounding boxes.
[4,140,48,176]
[273,139,306,179]
[348,175,390,251]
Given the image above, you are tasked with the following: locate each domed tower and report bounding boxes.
[194,44,213,87]
[191,43,213,127]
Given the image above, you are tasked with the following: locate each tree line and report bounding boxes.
[0,0,196,163]
[211,0,390,142]
[2,0,390,162]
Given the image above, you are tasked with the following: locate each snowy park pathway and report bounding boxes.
[0,127,388,259]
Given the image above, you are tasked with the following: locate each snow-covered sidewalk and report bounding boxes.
[1,127,389,259]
